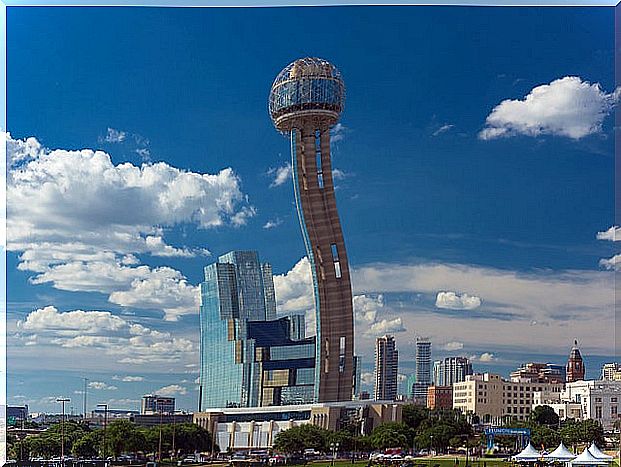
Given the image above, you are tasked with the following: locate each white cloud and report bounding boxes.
[156,384,187,396]
[366,318,406,336]
[263,218,283,229]
[331,123,347,143]
[597,226,621,242]
[479,76,619,140]
[273,257,315,314]
[112,375,144,382]
[269,163,292,188]
[88,381,118,391]
[353,294,406,336]
[599,254,620,271]
[332,168,347,180]
[103,128,127,143]
[6,133,250,318]
[444,341,464,351]
[472,352,496,363]
[435,291,482,310]
[432,124,454,137]
[361,372,374,386]
[353,261,615,354]
[16,306,195,365]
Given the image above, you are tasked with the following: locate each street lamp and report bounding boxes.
[330,442,340,467]
[97,403,109,462]
[57,398,70,467]
[430,435,434,457]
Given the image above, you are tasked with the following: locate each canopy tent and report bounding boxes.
[570,448,608,465]
[513,443,543,462]
[588,443,613,461]
[545,443,576,462]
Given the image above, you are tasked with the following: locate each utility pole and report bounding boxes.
[57,398,70,467]
[83,378,88,421]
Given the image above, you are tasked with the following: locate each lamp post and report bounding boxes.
[330,442,340,467]
[57,398,70,467]
[430,435,434,457]
[97,403,109,462]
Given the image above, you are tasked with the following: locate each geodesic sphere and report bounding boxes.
[269,57,345,132]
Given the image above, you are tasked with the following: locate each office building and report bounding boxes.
[433,357,473,386]
[374,335,399,401]
[413,339,431,405]
[452,373,562,424]
[566,340,585,383]
[353,356,362,399]
[427,386,452,410]
[199,251,316,409]
[269,57,354,402]
[510,362,565,384]
[194,400,403,451]
[141,395,175,415]
[601,363,621,381]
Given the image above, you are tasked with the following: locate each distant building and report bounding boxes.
[561,380,621,430]
[510,362,565,384]
[352,356,362,399]
[7,406,28,425]
[433,357,473,386]
[406,374,417,399]
[452,373,562,424]
[566,340,585,383]
[194,400,403,450]
[601,363,621,381]
[132,412,193,427]
[427,386,452,410]
[141,395,175,415]
[413,338,431,405]
[374,335,399,401]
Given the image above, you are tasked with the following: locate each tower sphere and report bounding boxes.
[269,57,345,133]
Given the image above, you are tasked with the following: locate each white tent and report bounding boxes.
[513,442,542,462]
[545,442,576,462]
[588,443,613,461]
[570,448,608,465]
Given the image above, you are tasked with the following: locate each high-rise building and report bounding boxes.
[141,395,175,415]
[413,339,431,405]
[352,356,362,399]
[269,58,354,403]
[433,357,473,386]
[510,362,565,384]
[566,340,585,383]
[406,374,417,399]
[374,335,399,401]
[199,251,317,409]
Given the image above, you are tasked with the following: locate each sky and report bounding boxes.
[6,5,618,414]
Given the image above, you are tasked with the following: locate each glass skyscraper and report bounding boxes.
[199,251,316,410]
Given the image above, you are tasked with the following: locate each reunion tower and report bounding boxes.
[269,57,354,402]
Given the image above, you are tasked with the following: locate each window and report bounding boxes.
[315,130,324,189]
[330,243,342,279]
[339,336,346,373]
[612,406,618,416]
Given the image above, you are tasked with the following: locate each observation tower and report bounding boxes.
[269,57,354,402]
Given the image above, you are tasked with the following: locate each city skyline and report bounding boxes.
[6,5,617,412]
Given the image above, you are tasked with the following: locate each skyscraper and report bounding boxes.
[199,251,316,409]
[269,57,354,402]
[433,356,473,386]
[374,335,399,401]
[567,340,585,383]
[413,338,432,405]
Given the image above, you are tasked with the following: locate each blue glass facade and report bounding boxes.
[199,251,316,410]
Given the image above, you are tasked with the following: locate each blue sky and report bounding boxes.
[6,5,618,412]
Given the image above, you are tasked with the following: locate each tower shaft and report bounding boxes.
[291,125,354,402]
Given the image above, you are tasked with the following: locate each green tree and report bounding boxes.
[402,405,430,431]
[72,432,101,458]
[273,425,330,454]
[370,423,412,450]
[531,406,560,427]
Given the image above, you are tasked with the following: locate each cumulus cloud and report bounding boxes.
[268,163,292,188]
[599,254,620,271]
[89,381,118,391]
[273,257,315,314]
[597,226,620,242]
[444,341,464,351]
[156,384,187,396]
[263,218,283,230]
[479,76,619,140]
[361,372,375,386]
[112,375,144,382]
[16,306,195,365]
[330,123,347,143]
[6,133,250,319]
[472,352,496,363]
[435,291,482,310]
[353,294,406,336]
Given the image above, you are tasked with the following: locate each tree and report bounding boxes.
[531,406,560,427]
[403,405,430,431]
[370,423,412,450]
[273,425,330,454]
[72,432,101,458]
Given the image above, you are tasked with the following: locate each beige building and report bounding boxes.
[194,400,402,451]
[453,373,562,424]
